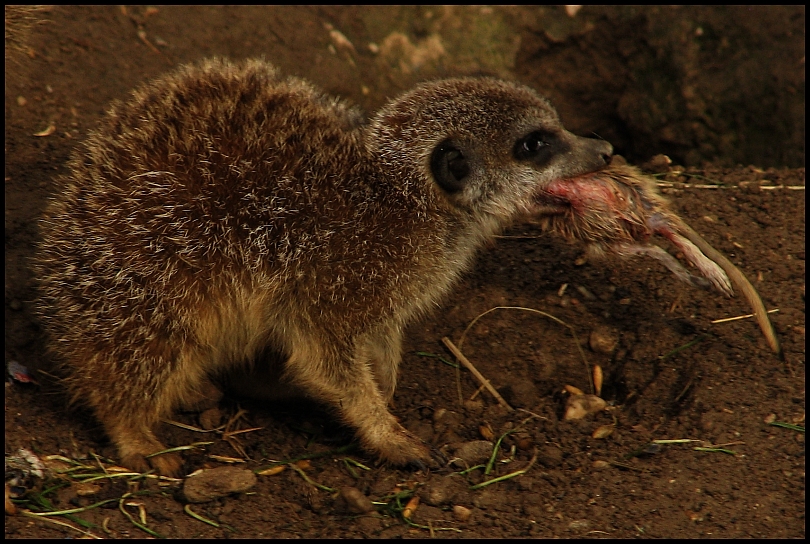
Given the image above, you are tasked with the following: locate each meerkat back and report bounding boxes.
[35,59,378,475]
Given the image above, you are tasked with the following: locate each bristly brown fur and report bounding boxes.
[4,5,50,65]
[35,58,613,475]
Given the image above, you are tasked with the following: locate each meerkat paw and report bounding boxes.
[120,451,184,477]
[110,422,185,477]
[147,451,184,477]
[363,423,432,468]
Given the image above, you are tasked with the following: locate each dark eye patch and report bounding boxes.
[513,130,557,163]
[430,140,470,193]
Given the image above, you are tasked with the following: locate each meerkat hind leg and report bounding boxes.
[108,349,219,476]
[105,412,184,477]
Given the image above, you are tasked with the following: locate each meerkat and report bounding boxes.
[36,57,620,476]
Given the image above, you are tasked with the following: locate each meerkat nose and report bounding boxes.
[596,140,613,166]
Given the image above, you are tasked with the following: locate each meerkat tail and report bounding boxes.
[676,221,782,358]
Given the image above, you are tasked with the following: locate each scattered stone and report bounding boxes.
[335,486,374,514]
[183,466,257,503]
[497,380,540,408]
[514,432,533,451]
[563,394,607,420]
[5,448,45,480]
[452,440,494,466]
[452,504,472,521]
[418,475,467,506]
[589,326,619,354]
[463,399,484,414]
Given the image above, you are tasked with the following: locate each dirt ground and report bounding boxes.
[5,6,805,538]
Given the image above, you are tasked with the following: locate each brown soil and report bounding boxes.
[5,6,804,539]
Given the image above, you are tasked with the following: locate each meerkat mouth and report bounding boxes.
[543,171,619,209]
[528,169,611,217]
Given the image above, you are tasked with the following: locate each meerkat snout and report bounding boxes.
[371,77,613,232]
[36,58,616,476]
[556,133,614,173]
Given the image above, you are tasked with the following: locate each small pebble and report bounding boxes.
[589,326,618,354]
[496,380,539,408]
[418,475,466,506]
[453,440,494,466]
[336,486,374,514]
[564,394,607,420]
[183,466,257,503]
[463,399,484,413]
[453,504,472,521]
[515,434,533,451]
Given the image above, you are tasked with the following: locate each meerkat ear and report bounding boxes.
[430,140,470,193]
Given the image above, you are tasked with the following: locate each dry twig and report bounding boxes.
[441,337,514,411]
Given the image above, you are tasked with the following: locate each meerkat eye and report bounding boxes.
[514,130,555,162]
[431,141,470,193]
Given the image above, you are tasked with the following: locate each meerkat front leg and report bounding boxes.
[357,320,404,404]
[284,335,431,467]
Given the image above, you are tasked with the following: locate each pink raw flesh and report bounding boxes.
[538,169,732,297]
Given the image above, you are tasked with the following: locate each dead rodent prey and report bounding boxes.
[540,163,781,357]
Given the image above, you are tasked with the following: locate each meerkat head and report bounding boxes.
[368,77,613,236]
